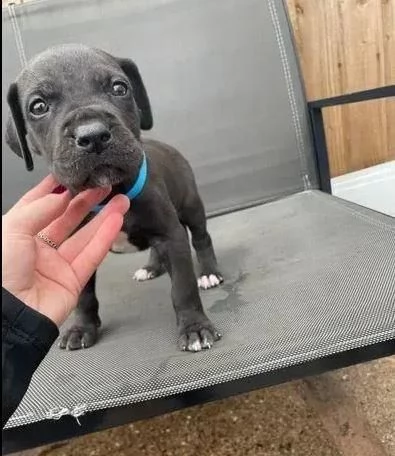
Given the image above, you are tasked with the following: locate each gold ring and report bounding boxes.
[37,232,58,249]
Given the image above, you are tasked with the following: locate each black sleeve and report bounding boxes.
[2,288,59,428]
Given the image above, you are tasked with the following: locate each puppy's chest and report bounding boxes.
[110,213,152,254]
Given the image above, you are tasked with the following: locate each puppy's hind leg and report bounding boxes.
[133,247,166,282]
[182,196,223,290]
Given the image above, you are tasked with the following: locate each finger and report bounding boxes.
[58,194,130,263]
[7,191,73,236]
[71,213,124,286]
[12,175,59,210]
[39,187,111,247]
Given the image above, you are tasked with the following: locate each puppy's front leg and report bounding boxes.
[59,272,101,350]
[158,226,221,352]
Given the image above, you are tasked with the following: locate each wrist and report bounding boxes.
[2,288,59,349]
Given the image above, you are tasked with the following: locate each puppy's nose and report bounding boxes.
[75,122,112,153]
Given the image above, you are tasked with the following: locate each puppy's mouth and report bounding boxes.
[82,164,126,188]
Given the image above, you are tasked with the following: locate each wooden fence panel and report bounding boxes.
[286,0,395,177]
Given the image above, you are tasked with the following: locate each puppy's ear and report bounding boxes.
[6,83,34,171]
[116,58,153,130]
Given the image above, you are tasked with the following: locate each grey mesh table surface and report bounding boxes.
[6,191,395,428]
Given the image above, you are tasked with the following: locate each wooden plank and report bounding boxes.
[286,0,395,177]
[382,0,395,164]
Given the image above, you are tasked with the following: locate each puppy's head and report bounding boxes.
[5,44,153,191]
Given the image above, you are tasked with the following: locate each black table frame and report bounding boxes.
[308,84,395,193]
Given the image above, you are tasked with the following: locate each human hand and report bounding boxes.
[2,175,130,327]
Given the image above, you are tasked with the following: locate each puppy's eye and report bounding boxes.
[111,81,128,97]
[29,99,49,117]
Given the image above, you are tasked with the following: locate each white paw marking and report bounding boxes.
[201,337,212,349]
[133,268,155,281]
[111,232,139,254]
[188,340,202,352]
[198,274,222,290]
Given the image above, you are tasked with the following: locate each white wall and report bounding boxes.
[331,161,395,217]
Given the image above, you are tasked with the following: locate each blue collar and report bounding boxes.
[93,151,148,213]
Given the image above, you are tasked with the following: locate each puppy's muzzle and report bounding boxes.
[75,121,112,154]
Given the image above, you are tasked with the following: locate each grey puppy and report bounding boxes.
[5,44,223,352]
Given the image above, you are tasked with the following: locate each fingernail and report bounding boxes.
[52,185,68,194]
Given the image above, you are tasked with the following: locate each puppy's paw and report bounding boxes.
[59,324,99,350]
[133,268,156,281]
[198,273,224,290]
[178,317,221,352]
[133,263,166,282]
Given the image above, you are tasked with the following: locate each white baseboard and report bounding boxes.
[331,161,395,217]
